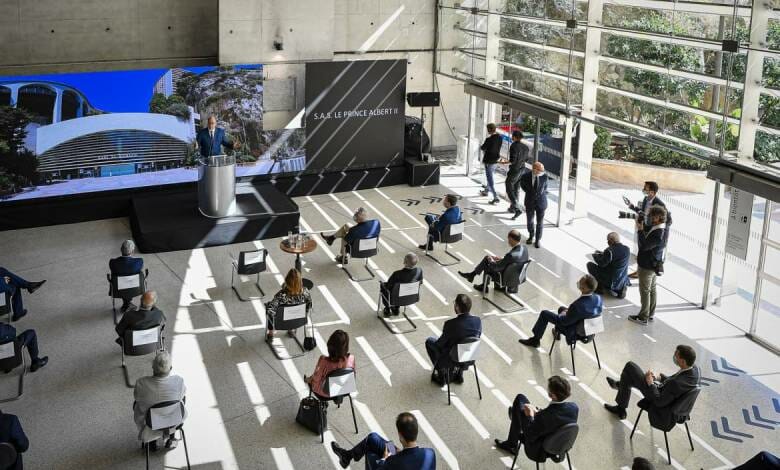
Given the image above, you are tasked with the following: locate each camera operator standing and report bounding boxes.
[622,181,672,279]
[628,205,668,326]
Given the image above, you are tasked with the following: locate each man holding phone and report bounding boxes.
[330,412,436,469]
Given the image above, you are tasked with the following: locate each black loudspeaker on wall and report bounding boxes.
[406,92,441,107]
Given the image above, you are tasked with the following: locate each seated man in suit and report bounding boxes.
[331,411,436,470]
[419,194,462,251]
[494,375,579,458]
[604,344,700,421]
[380,253,424,317]
[519,274,603,348]
[109,239,145,313]
[0,409,29,470]
[458,229,528,293]
[115,291,166,346]
[587,232,630,299]
[0,323,48,373]
[734,451,780,470]
[0,267,45,322]
[134,352,186,451]
[321,207,381,264]
[631,457,655,470]
[425,294,482,385]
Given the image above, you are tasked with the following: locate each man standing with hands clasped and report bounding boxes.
[520,162,548,249]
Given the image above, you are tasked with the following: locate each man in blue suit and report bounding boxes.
[519,161,548,248]
[321,207,381,264]
[458,229,528,293]
[0,409,28,470]
[587,232,630,299]
[494,376,579,460]
[426,294,482,385]
[109,239,145,312]
[419,194,462,251]
[195,115,240,157]
[0,323,48,373]
[519,274,602,348]
[0,268,45,322]
[331,412,436,469]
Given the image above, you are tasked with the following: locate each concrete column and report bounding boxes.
[735,1,769,159]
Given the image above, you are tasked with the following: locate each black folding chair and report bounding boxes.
[231,249,267,301]
[266,302,310,360]
[444,336,483,405]
[313,368,358,443]
[143,400,191,470]
[482,260,531,313]
[0,339,25,403]
[119,325,165,388]
[0,442,18,469]
[107,269,148,325]
[425,220,465,266]
[512,422,579,470]
[0,293,11,324]
[376,280,421,334]
[630,387,700,464]
[548,315,604,376]
[343,237,379,282]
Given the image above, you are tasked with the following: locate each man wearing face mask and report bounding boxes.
[628,205,667,326]
[624,181,672,279]
[519,162,548,249]
[321,207,381,264]
[604,344,700,422]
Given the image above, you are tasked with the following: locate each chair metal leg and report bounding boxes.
[536,462,540,470]
[342,257,376,282]
[474,365,482,400]
[593,337,602,370]
[112,297,118,325]
[684,422,694,450]
[377,292,417,334]
[0,352,26,403]
[426,241,461,266]
[180,427,192,470]
[548,335,558,356]
[267,327,307,360]
[348,395,359,434]
[145,442,150,470]
[231,267,265,301]
[446,368,451,406]
[630,409,643,439]
[567,453,572,470]
[511,451,519,470]
[570,344,576,376]
[121,347,135,388]
[664,431,671,465]
[481,272,524,313]
[318,401,325,443]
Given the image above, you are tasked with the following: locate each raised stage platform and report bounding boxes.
[130,182,299,253]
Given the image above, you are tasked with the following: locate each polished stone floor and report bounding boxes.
[0,175,778,469]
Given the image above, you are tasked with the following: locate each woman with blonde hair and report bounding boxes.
[265,269,312,341]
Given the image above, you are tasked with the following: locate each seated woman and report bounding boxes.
[305,330,355,399]
[265,268,312,341]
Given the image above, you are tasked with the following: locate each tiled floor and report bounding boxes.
[0,176,778,469]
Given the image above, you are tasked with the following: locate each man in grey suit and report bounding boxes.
[133,352,186,451]
[458,229,528,292]
[115,291,166,345]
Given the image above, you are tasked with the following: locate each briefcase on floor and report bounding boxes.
[296,396,325,434]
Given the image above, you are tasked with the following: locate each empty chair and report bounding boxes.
[231,249,267,301]
[143,400,191,470]
[0,293,9,324]
[0,339,24,403]
[107,269,148,325]
[481,260,531,313]
[0,442,17,470]
[343,236,379,282]
[120,325,164,388]
[630,387,700,465]
[266,302,310,360]
[548,315,604,376]
[377,280,421,334]
[445,337,482,405]
[425,220,465,266]
[512,422,579,470]
[312,368,358,443]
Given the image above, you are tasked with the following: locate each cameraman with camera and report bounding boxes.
[628,205,668,326]
[621,181,672,279]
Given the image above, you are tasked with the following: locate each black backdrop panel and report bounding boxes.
[304,60,406,172]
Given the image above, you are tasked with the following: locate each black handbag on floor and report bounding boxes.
[296,396,324,433]
[303,320,317,351]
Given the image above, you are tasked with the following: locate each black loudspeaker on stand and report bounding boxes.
[406,92,441,163]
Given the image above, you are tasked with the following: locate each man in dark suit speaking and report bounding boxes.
[195,115,240,157]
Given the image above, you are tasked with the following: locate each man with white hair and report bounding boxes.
[115,291,166,345]
[109,239,144,313]
[195,115,240,157]
[587,232,630,298]
[133,352,186,451]
[321,207,381,264]
[380,253,424,317]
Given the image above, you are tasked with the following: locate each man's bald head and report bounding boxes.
[607,232,620,244]
[533,161,545,174]
[141,291,157,310]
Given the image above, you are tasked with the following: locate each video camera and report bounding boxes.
[618,195,643,220]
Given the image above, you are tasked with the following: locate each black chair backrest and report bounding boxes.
[110,271,146,299]
[323,367,357,398]
[348,237,379,259]
[390,281,422,307]
[144,399,186,430]
[238,249,267,275]
[272,301,309,331]
[448,336,481,366]
[441,221,465,244]
[670,386,700,422]
[541,422,579,457]
[0,340,22,371]
[0,442,18,469]
[503,260,531,289]
[0,293,10,316]
[123,325,162,356]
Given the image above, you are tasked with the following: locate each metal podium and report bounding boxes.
[198,154,236,218]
